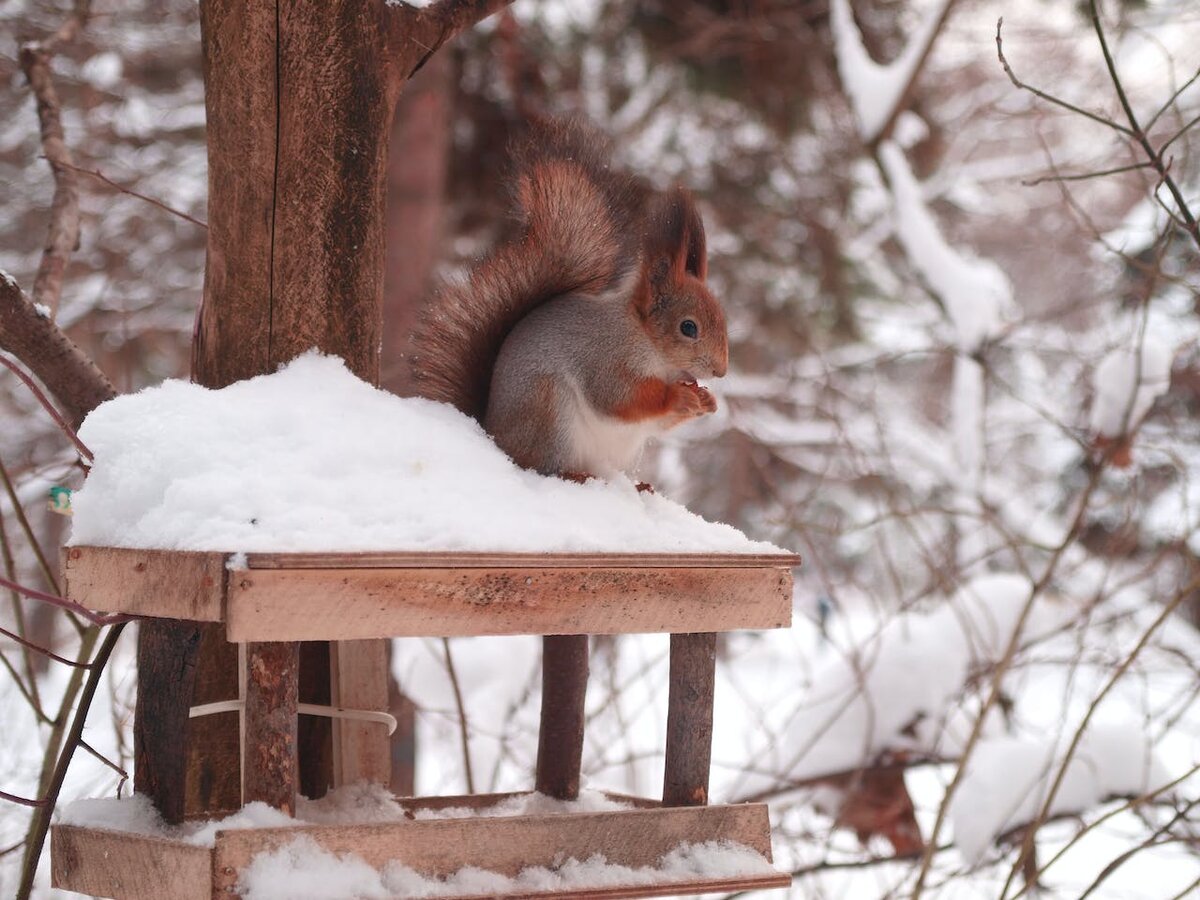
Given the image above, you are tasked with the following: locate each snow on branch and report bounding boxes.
[877,142,1014,353]
[829,0,956,145]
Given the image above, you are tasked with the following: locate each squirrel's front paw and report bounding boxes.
[671,381,718,420]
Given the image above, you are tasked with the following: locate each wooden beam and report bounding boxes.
[63,547,226,621]
[226,565,792,641]
[51,825,210,900]
[535,635,588,799]
[210,802,780,890]
[52,797,790,899]
[662,633,716,807]
[245,551,801,569]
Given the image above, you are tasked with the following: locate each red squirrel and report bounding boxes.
[413,120,728,479]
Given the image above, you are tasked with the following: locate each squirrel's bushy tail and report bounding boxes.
[411,119,641,421]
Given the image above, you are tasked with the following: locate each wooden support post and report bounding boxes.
[133,620,203,825]
[330,639,392,787]
[243,641,299,815]
[535,634,589,799]
[663,632,716,807]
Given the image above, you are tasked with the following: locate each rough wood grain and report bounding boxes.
[210,802,780,893]
[245,551,801,570]
[192,0,276,387]
[536,634,588,799]
[226,566,793,641]
[51,825,210,900]
[244,641,299,815]
[662,633,716,807]
[134,619,204,825]
[62,546,226,621]
[184,623,241,819]
[330,639,392,787]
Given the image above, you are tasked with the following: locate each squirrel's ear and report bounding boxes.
[643,187,708,284]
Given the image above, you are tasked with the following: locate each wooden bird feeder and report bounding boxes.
[51,545,799,899]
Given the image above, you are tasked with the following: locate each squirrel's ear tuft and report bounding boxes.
[643,187,708,284]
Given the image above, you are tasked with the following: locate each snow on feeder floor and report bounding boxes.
[54,353,798,899]
[56,787,788,900]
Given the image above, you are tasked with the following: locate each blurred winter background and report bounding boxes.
[2,0,1199,896]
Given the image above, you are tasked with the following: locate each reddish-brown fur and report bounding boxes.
[609,377,718,424]
[410,120,642,421]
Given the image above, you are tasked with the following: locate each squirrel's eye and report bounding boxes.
[680,319,699,339]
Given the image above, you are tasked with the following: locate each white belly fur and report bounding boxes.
[563,385,662,476]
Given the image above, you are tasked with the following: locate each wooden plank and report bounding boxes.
[535,635,589,799]
[396,790,659,813]
[51,824,211,900]
[246,551,801,570]
[430,873,793,899]
[63,546,227,621]
[330,639,392,787]
[663,633,716,807]
[226,566,793,641]
[211,803,779,894]
[135,619,205,825]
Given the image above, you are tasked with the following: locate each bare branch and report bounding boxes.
[996,18,1133,137]
[1087,0,1200,251]
[55,160,208,230]
[1021,160,1153,187]
[1145,63,1200,132]
[18,1,93,319]
[0,274,115,433]
[0,574,132,628]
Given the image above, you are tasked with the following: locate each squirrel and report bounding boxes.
[411,120,728,480]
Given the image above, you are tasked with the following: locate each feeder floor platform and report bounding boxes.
[52,791,792,900]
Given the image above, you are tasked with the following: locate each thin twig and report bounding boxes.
[1021,160,1152,186]
[0,355,96,462]
[1087,0,1200,250]
[996,18,1133,137]
[78,738,129,788]
[1145,64,1200,132]
[0,790,46,809]
[0,622,94,669]
[0,574,132,627]
[55,160,208,230]
[0,452,64,595]
[1000,574,1200,897]
[440,637,476,793]
[17,622,126,900]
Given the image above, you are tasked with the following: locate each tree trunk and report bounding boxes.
[135,0,510,820]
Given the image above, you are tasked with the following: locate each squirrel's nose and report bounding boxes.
[712,347,728,378]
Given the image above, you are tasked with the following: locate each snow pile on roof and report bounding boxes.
[68,353,784,554]
[58,785,633,847]
[950,725,1169,861]
[238,836,777,900]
